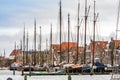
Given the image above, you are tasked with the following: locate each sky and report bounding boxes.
[0,0,119,57]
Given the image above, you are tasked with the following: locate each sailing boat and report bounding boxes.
[110,0,120,80]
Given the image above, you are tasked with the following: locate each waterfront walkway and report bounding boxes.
[0,70,112,80]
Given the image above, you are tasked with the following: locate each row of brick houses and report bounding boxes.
[9,39,120,66]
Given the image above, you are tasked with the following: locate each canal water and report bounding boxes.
[0,70,112,80]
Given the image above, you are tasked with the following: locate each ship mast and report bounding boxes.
[92,0,98,66]
[68,13,70,63]
[50,24,54,65]
[76,1,80,64]
[23,25,25,65]
[39,26,41,65]
[26,31,29,65]
[116,0,120,40]
[34,19,37,65]
[59,0,62,63]
[84,0,90,64]
[115,0,120,73]
[4,49,5,58]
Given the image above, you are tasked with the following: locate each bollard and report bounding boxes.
[24,75,27,80]
[13,64,16,75]
[90,67,94,75]
[13,67,15,75]
[29,64,31,76]
[68,75,72,80]
[22,70,24,76]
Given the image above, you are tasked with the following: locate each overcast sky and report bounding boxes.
[0,0,119,57]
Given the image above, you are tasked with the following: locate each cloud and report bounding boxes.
[0,0,119,57]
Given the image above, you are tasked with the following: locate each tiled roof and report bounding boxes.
[113,40,120,48]
[61,42,77,51]
[10,49,22,56]
[52,42,77,52]
[90,41,108,52]
[52,44,60,51]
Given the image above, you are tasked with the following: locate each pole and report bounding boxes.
[26,32,29,65]
[92,0,96,67]
[23,25,25,66]
[84,0,90,64]
[39,26,41,65]
[59,0,62,63]
[50,24,54,66]
[76,1,80,64]
[68,13,70,63]
[34,19,36,66]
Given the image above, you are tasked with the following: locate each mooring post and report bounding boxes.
[24,75,27,80]
[13,64,15,75]
[29,64,31,76]
[68,75,72,80]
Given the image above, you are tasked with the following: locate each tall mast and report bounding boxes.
[20,40,22,62]
[115,0,120,72]
[26,31,29,65]
[46,38,48,65]
[84,0,90,64]
[116,0,120,40]
[23,25,25,65]
[4,49,5,58]
[76,1,80,64]
[14,41,16,50]
[93,0,95,66]
[39,26,41,65]
[68,13,70,63]
[20,40,22,50]
[59,0,62,63]
[50,24,53,65]
[92,0,98,66]
[34,18,36,65]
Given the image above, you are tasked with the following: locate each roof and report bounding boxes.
[52,42,77,52]
[61,42,77,51]
[90,41,108,52]
[113,40,120,48]
[52,44,60,51]
[10,49,22,56]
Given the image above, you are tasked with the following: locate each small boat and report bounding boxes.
[23,65,34,71]
[9,62,22,70]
